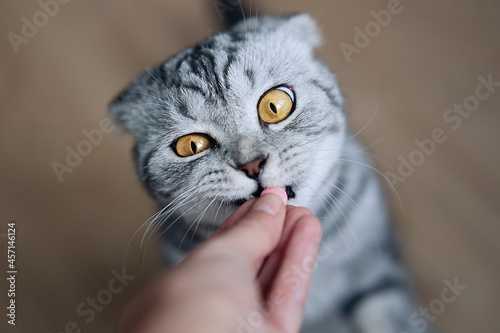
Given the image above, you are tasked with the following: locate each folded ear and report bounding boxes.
[108,69,160,139]
[280,13,322,49]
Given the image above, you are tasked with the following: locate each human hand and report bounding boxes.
[119,193,322,333]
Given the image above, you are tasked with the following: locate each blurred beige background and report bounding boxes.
[1,0,499,332]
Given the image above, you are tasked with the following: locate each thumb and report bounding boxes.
[209,193,287,268]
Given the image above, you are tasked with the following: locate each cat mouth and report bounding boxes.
[253,185,296,199]
[231,185,296,206]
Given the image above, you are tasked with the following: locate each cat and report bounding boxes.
[110,13,431,333]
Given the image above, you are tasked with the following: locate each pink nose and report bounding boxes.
[239,158,265,179]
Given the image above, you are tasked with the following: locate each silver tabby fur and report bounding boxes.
[110,14,431,333]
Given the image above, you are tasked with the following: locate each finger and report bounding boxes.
[206,193,286,269]
[266,214,322,333]
[257,207,315,294]
[215,198,257,234]
[118,274,165,333]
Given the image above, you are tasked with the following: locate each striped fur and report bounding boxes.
[110,14,431,333]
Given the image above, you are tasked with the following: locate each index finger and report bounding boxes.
[204,193,287,269]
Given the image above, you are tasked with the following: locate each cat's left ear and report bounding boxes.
[281,14,322,49]
[108,72,155,139]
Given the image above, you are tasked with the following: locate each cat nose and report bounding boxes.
[238,157,267,179]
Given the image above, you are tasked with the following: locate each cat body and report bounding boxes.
[111,14,428,333]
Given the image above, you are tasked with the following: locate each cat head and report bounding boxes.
[110,14,346,226]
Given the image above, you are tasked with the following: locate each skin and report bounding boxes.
[119,193,323,333]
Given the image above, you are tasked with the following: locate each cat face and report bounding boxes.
[110,14,346,226]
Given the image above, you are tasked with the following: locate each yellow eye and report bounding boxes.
[258,86,295,124]
[175,134,212,157]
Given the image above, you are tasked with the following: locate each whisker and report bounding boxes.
[126,185,200,270]
[211,199,226,233]
[147,190,202,243]
[357,136,385,151]
[141,189,196,248]
[183,193,222,249]
[338,158,404,212]
[299,165,360,245]
[308,170,358,206]
[145,67,170,95]
[345,82,385,142]
[303,180,355,249]
[139,191,208,270]
[121,190,192,266]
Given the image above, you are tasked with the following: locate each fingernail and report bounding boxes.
[253,194,283,215]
